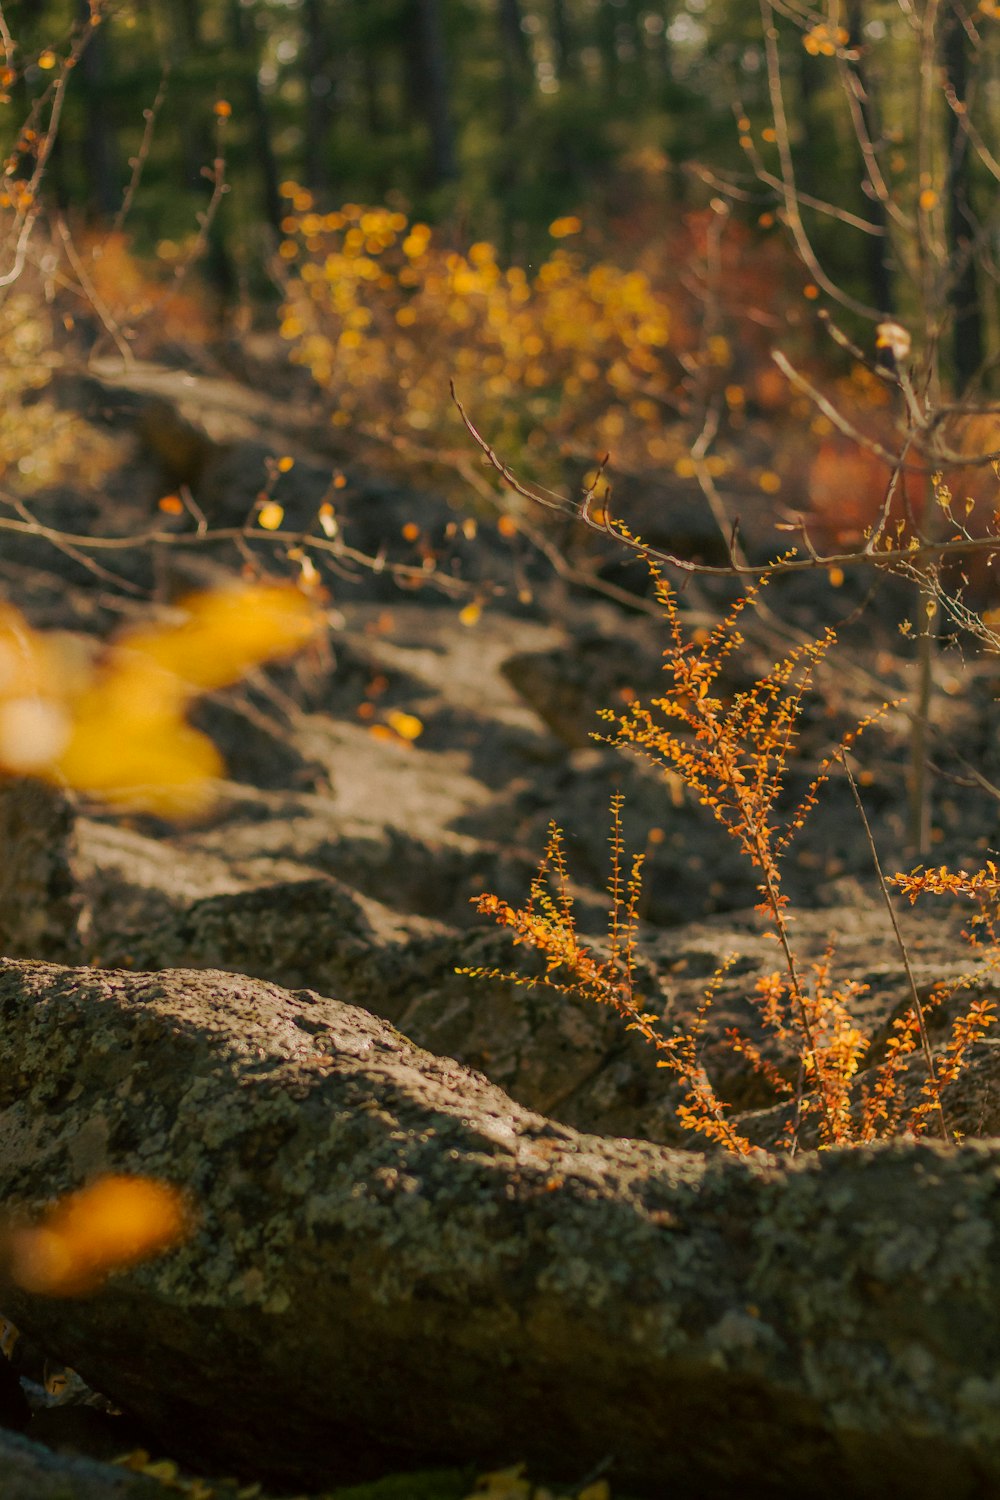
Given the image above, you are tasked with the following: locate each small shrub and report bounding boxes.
[464,546,998,1154]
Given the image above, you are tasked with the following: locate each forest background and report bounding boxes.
[0,5,999,1490]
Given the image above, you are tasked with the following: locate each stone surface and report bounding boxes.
[0,959,999,1499]
[0,1428,174,1500]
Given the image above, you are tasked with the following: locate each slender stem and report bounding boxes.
[840,751,949,1143]
[702,717,837,1145]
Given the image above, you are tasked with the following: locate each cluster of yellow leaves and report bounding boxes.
[0,583,320,815]
[278,194,676,485]
[803,22,849,56]
[4,1175,189,1297]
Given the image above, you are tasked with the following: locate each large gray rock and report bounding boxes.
[0,959,998,1498]
[0,1429,178,1500]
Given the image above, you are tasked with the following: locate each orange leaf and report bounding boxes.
[7,1176,190,1297]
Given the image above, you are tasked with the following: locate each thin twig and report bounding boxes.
[451,384,1000,581]
[840,749,949,1143]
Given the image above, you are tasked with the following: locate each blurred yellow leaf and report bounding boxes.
[7,1176,190,1297]
[258,502,285,531]
[386,709,423,741]
[108,585,319,694]
[0,586,319,816]
[468,1465,532,1499]
[137,1460,180,1483]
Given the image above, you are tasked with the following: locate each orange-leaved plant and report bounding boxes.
[464,550,997,1153]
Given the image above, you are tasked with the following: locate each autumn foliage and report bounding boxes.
[466,548,999,1155]
[0,583,321,815]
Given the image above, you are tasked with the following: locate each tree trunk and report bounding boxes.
[405,0,458,187]
[172,0,203,51]
[940,1,984,394]
[76,0,119,218]
[227,0,283,234]
[597,0,620,103]
[550,0,577,82]
[2,958,1000,1498]
[302,0,337,194]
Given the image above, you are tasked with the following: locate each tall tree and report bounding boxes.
[497,0,531,132]
[597,0,621,104]
[550,0,577,82]
[405,0,458,187]
[940,0,983,393]
[302,0,337,194]
[76,0,119,216]
[227,0,282,234]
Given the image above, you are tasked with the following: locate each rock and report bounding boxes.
[0,779,87,964]
[0,1429,174,1500]
[0,760,987,1153]
[0,959,999,1498]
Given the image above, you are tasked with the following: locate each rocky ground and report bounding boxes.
[0,337,998,1498]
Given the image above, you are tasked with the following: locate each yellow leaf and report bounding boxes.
[0,696,71,773]
[368,723,399,744]
[52,586,320,814]
[258,502,285,531]
[118,586,320,693]
[138,1460,180,1483]
[467,1465,532,1499]
[459,602,482,627]
[57,708,222,816]
[386,709,423,741]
